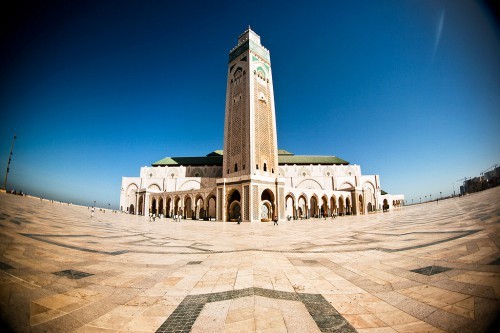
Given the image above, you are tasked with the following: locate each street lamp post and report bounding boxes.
[93,200,96,208]
[3,134,17,191]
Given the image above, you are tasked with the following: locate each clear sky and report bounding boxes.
[1,0,499,208]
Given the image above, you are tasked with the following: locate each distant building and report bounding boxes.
[120,29,404,221]
[460,165,500,195]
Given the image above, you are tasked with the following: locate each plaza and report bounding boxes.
[0,187,499,332]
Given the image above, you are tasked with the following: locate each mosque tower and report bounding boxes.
[217,28,284,222]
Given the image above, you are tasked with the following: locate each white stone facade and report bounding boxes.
[120,29,404,221]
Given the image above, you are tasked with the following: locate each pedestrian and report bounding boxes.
[91,207,95,218]
[237,215,241,224]
[273,215,278,225]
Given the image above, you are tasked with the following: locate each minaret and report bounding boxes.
[223,28,278,177]
[217,28,283,222]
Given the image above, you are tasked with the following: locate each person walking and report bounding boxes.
[273,215,278,225]
[237,215,241,224]
[90,207,95,218]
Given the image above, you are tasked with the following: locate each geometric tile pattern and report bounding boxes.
[0,187,499,332]
[410,265,453,276]
[53,269,94,279]
[155,287,356,333]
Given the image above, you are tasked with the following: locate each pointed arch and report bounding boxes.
[195,194,205,220]
[330,195,338,216]
[260,188,275,221]
[339,182,355,190]
[206,193,217,220]
[321,195,329,217]
[310,195,319,218]
[285,193,296,219]
[226,189,241,221]
[297,193,308,219]
[338,196,345,216]
[148,183,161,191]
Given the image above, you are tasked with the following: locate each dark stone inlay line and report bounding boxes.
[187,261,202,265]
[0,262,14,270]
[378,230,480,252]
[20,233,129,256]
[155,287,356,333]
[53,269,94,279]
[410,265,452,276]
[19,229,481,256]
[488,258,500,265]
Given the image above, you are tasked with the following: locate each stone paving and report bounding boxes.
[0,187,499,332]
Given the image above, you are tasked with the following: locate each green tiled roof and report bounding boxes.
[152,156,222,166]
[278,155,348,165]
[206,150,223,156]
[152,150,348,166]
[277,149,294,155]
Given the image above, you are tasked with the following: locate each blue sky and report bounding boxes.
[1,0,499,208]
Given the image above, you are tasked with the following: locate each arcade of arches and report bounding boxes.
[285,190,378,219]
[130,187,382,221]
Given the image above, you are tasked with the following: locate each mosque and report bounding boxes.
[120,29,404,222]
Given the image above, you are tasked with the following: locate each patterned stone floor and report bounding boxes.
[0,187,499,332]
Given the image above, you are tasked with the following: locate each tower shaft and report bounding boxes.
[218,29,284,222]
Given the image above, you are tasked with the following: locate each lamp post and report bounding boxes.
[425,195,427,202]
[3,134,17,191]
[430,194,432,201]
[93,200,96,208]
[440,191,442,199]
[420,197,421,203]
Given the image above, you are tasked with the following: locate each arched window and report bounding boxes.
[234,163,238,172]
[263,163,267,171]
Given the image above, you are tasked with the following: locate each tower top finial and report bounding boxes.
[237,27,261,45]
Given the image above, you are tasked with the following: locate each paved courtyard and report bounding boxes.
[0,188,499,333]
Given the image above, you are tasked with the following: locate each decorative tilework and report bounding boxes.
[155,287,356,333]
[410,266,452,276]
[53,269,94,279]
